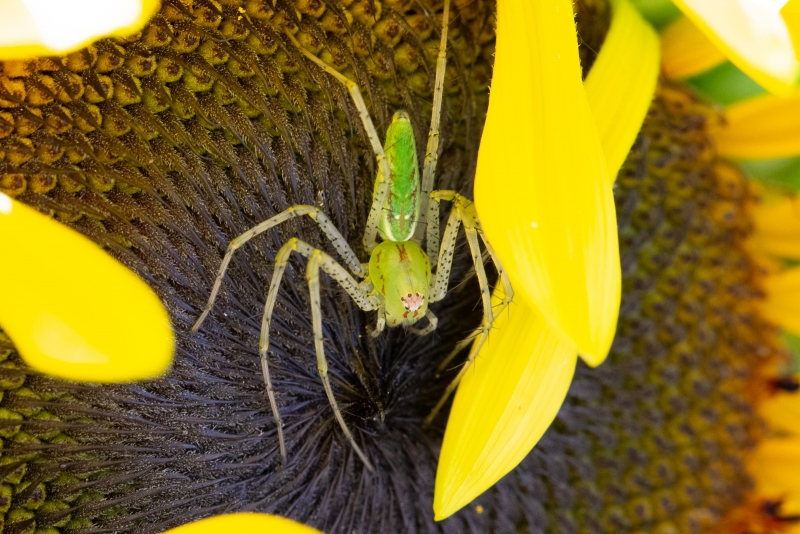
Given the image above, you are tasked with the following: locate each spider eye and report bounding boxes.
[401,292,424,311]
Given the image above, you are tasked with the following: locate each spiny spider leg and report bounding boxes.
[285,31,392,253]
[475,222,514,314]
[260,238,378,465]
[428,191,463,301]
[414,0,451,244]
[433,223,514,374]
[422,192,514,427]
[191,205,364,335]
[307,249,377,472]
[426,191,442,270]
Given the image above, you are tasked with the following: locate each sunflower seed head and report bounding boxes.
[0,1,783,533]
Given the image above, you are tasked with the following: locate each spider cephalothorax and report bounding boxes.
[191,0,512,472]
[369,240,430,327]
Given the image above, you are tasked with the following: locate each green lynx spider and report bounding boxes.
[191,0,512,472]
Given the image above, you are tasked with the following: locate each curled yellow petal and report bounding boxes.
[714,92,800,159]
[584,0,660,180]
[433,292,577,520]
[751,195,800,259]
[760,267,800,337]
[660,16,726,79]
[0,0,159,60]
[670,0,800,95]
[0,193,174,382]
[474,0,620,365]
[164,513,323,534]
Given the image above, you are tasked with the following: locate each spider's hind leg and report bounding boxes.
[414,0,451,244]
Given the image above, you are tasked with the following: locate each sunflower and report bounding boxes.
[0,0,799,533]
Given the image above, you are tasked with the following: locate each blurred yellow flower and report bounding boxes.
[663,0,800,94]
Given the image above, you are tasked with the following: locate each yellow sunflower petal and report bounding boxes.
[433,292,577,520]
[164,513,323,534]
[751,195,800,259]
[746,437,800,514]
[670,0,800,95]
[760,266,800,337]
[584,0,660,181]
[0,193,174,382]
[474,0,620,365]
[714,92,800,159]
[758,381,800,435]
[0,0,159,61]
[660,16,726,79]
[433,0,654,513]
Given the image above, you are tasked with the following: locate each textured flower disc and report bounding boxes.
[0,0,782,532]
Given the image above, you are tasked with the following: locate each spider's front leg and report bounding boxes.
[261,238,379,472]
[197,236,379,470]
[422,192,514,427]
[305,248,380,472]
[189,205,375,469]
[191,205,364,335]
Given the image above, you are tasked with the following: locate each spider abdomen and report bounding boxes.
[375,111,421,243]
[369,240,431,327]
